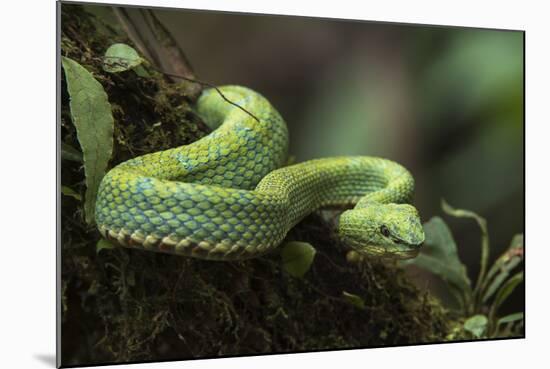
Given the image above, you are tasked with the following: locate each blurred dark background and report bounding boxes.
[92,5,525,311]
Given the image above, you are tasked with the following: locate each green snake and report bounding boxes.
[96,86,425,261]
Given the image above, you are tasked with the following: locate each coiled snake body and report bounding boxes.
[96,86,425,260]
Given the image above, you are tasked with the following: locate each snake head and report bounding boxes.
[338,203,425,259]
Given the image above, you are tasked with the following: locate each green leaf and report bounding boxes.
[103,43,145,73]
[482,234,523,303]
[442,199,489,294]
[281,241,316,278]
[463,314,488,338]
[96,239,116,253]
[492,271,523,313]
[342,291,365,310]
[61,142,83,162]
[62,57,114,224]
[497,312,523,326]
[133,64,151,78]
[404,217,472,302]
[61,186,81,201]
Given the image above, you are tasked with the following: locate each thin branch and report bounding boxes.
[155,69,261,123]
[100,55,260,123]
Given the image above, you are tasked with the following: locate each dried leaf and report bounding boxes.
[62,56,114,224]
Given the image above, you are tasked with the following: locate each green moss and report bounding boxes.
[60,4,452,367]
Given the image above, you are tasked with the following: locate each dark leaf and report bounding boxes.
[404,217,472,302]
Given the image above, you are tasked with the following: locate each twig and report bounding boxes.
[153,67,260,123]
[100,55,260,123]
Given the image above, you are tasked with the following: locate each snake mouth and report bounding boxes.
[392,246,421,260]
[358,242,422,260]
[394,240,424,259]
[389,235,424,259]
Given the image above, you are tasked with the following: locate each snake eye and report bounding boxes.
[380,225,390,237]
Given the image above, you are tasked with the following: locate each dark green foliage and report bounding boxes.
[405,200,524,340]
[406,216,472,308]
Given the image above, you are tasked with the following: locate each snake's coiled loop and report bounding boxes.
[96,86,424,260]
